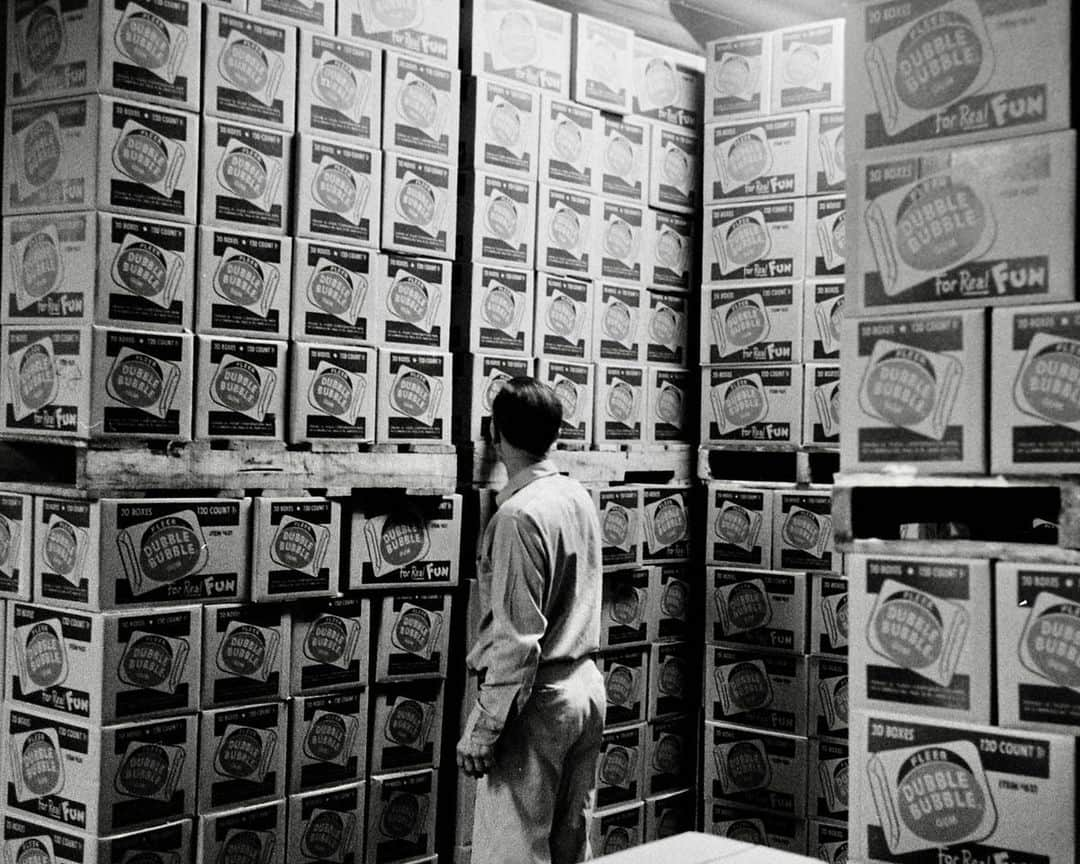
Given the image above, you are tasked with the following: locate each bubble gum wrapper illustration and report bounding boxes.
[216,622,282,683]
[13,617,69,696]
[210,355,278,422]
[301,808,356,861]
[218,139,284,213]
[303,711,360,767]
[363,511,430,578]
[10,225,64,311]
[304,614,363,670]
[488,96,529,158]
[118,631,191,694]
[545,290,588,345]
[711,294,771,358]
[815,294,844,356]
[643,495,688,554]
[308,362,368,425]
[713,738,771,794]
[547,203,590,259]
[487,9,541,73]
[715,128,771,192]
[821,592,848,649]
[552,374,585,425]
[13,0,67,88]
[111,233,185,310]
[605,663,640,708]
[114,740,186,802]
[1013,333,1080,433]
[391,603,443,661]
[713,52,761,103]
[116,509,208,596]
[385,270,442,335]
[11,112,63,200]
[484,190,529,249]
[599,745,637,790]
[818,674,847,732]
[1018,590,1080,691]
[818,754,848,814]
[9,727,65,801]
[815,209,845,272]
[213,250,279,319]
[307,259,368,325]
[113,4,192,85]
[111,121,187,200]
[714,660,775,716]
[105,347,182,420]
[313,52,374,127]
[388,365,443,427]
[818,124,844,187]
[712,211,771,275]
[219,30,285,108]
[214,724,278,782]
[858,340,962,441]
[813,379,841,439]
[396,73,449,142]
[715,579,772,636]
[41,514,88,587]
[713,502,764,553]
[377,790,427,843]
[601,503,636,553]
[781,506,832,560]
[314,157,373,228]
[359,0,425,33]
[269,517,331,579]
[383,698,435,751]
[219,828,276,864]
[709,374,770,434]
[394,172,446,238]
[8,337,61,423]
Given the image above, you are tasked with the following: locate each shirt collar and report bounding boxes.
[497,458,558,506]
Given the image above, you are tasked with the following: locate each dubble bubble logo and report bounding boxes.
[725,741,769,789]
[20,231,62,300]
[606,665,635,707]
[655,227,686,271]
[716,505,752,545]
[604,218,634,260]
[24,6,64,75]
[302,811,347,860]
[554,378,579,420]
[137,516,204,584]
[371,0,422,29]
[18,342,57,412]
[727,132,769,184]
[664,145,690,187]
[784,44,820,86]
[662,579,688,619]
[305,615,348,665]
[605,135,634,176]
[1022,597,1080,689]
[316,163,359,215]
[21,730,62,796]
[114,127,170,187]
[12,837,53,864]
[863,345,948,432]
[654,733,683,773]
[656,383,683,425]
[895,12,984,111]
[607,380,636,424]
[725,298,768,349]
[116,743,171,799]
[220,830,264,864]
[643,58,678,106]
[272,519,318,571]
[726,820,765,844]
[378,510,429,567]
[114,241,170,299]
[727,582,770,631]
[391,370,433,419]
[215,254,267,309]
[723,378,767,428]
[896,176,988,272]
[220,38,270,94]
[715,55,752,98]
[0,515,13,570]
[486,194,519,241]
[547,293,579,338]
[1018,338,1080,427]
[895,746,993,845]
[309,266,360,318]
[727,661,769,710]
[44,518,79,579]
[108,352,165,410]
[22,117,61,188]
[481,370,511,413]
[311,366,355,418]
[610,581,641,625]
[497,11,539,65]
[24,620,66,688]
[219,625,267,677]
[305,713,347,762]
[397,177,437,227]
[120,633,176,689]
[392,606,434,655]
[382,792,420,839]
[603,300,632,343]
[549,207,582,251]
[315,58,361,114]
[599,745,631,786]
[116,10,172,73]
[660,656,685,696]
[603,828,632,854]
[650,304,679,346]
[213,359,262,414]
[489,99,522,148]
[387,699,426,747]
[652,497,687,548]
[217,727,265,778]
[399,77,439,129]
[387,275,430,325]
[483,281,522,332]
[726,216,769,267]
[602,505,630,549]
[553,117,583,163]
[782,508,822,551]
[221,147,269,201]
[872,588,944,671]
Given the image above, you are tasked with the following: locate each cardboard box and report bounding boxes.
[594,723,646,809]
[644,291,689,367]
[201,118,291,235]
[706,646,808,735]
[289,342,376,444]
[704,114,809,205]
[290,596,371,697]
[593,282,645,363]
[199,702,286,812]
[453,264,534,355]
[644,715,694,796]
[593,486,643,571]
[644,210,692,292]
[287,784,365,864]
[535,357,594,443]
[600,568,651,649]
[296,134,381,248]
[841,309,987,473]
[707,804,807,852]
[349,493,462,590]
[851,709,1079,864]
[382,155,457,260]
[645,366,690,445]
[289,689,368,794]
[995,562,1080,732]
[2,212,98,325]
[644,789,695,842]
[640,485,691,563]
[594,363,646,445]
[808,736,848,821]
[704,721,808,817]
[457,353,534,444]
[536,185,598,276]
[803,279,843,362]
[373,254,451,350]
[648,124,697,215]
[648,641,693,720]
[649,563,692,643]
[202,604,290,707]
[196,227,291,340]
[805,195,845,278]
[808,108,844,195]
[0,493,33,601]
[375,348,452,444]
[807,819,847,864]
[701,364,803,446]
[590,800,644,857]
[1,706,198,834]
[773,488,836,572]
[705,199,807,283]
[2,814,194,864]
[771,19,843,111]
[6,601,202,724]
[701,281,803,366]
[366,770,437,864]
[572,14,633,114]
[810,573,848,657]
[291,240,379,345]
[383,52,460,165]
[202,7,296,131]
[599,646,648,728]
[849,553,992,723]
[599,199,646,284]
[461,75,542,179]
[89,326,193,440]
[373,592,451,681]
[248,0,333,33]
[458,171,537,268]
[803,363,840,447]
[198,800,285,864]
[464,0,572,96]
[632,37,704,129]
[1,325,93,438]
[297,32,380,146]
[991,303,1080,473]
[251,497,341,603]
[539,94,599,192]
[600,115,649,204]
[95,214,195,331]
[534,271,593,359]
[369,679,444,774]
[195,335,286,440]
[6,1,100,104]
[707,567,807,653]
[809,655,849,738]
[849,132,1076,315]
[338,0,458,65]
[705,32,772,122]
[847,0,1070,155]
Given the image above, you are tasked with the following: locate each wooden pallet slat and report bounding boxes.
[460,443,695,488]
[698,444,839,485]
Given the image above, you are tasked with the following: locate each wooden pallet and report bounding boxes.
[461,443,695,488]
[833,472,1080,562]
[698,444,840,486]
[0,436,458,497]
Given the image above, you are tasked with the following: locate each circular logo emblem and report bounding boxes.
[20,232,61,300]
[309,268,358,318]
[312,367,355,418]
[14,838,52,864]
[316,164,358,215]
[214,361,262,414]
[873,592,943,670]
[728,662,770,710]
[726,820,765,844]
[488,100,521,148]
[783,509,821,551]
[897,748,987,843]
[219,625,267,677]
[118,743,170,798]
[834,678,849,723]
[554,379,578,419]
[44,519,78,577]
[482,284,516,330]
[218,727,264,778]
[549,208,581,250]
[724,379,766,426]
[727,582,769,631]
[836,596,849,640]
[663,147,690,187]
[604,219,634,260]
[393,607,433,654]
[1021,343,1080,425]
[121,634,174,689]
[654,734,683,773]
[833,759,849,808]
[662,580,687,618]
[865,348,938,428]
[485,195,519,240]
[605,136,634,176]
[643,58,678,105]
[23,118,61,188]
[25,622,65,688]
[314,60,358,113]
[599,746,630,786]
[715,55,751,97]
[221,41,269,93]
[602,301,632,342]
[215,256,266,308]
[398,178,436,226]
[552,119,582,162]
[649,306,678,344]
[305,615,348,665]
[610,582,640,625]
[655,230,685,270]
[305,714,347,762]
[303,811,345,859]
[607,381,636,423]
[785,44,819,85]
[18,343,56,412]
[659,657,685,695]
[379,511,427,567]
[138,517,201,583]
[547,294,579,337]
[274,520,317,570]
[387,699,425,746]
[602,506,630,548]
[21,731,61,796]
[221,148,268,201]
[896,176,986,272]
[24,6,64,74]
[656,385,683,424]
[725,299,768,348]
[896,12,983,110]
[371,0,420,27]
[727,741,768,789]
[728,134,769,185]
[391,370,432,418]
[116,130,169,186]
[0,519,10,567]
[716,507,751,544]
[115,242,168,298]
[726,217,769,266]
[497,11,538,65]
[603,828,632,854]
[1025,603,1080,687]
[605,665,634,706]
[652,498,687,546]
[220,831,263,864]
[383,793,420,838]
[400,79,439,129]
[108,353,164,409]
[388,276,430,324]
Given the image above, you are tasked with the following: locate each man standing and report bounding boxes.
[457,377,606,864]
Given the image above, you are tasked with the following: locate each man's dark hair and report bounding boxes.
[491,376,563,458]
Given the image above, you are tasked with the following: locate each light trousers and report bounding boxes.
[472,658,606,864]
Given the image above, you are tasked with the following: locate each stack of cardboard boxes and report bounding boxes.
[700,19,845,451]
[842,2,1080,863]
[455,0,701,451]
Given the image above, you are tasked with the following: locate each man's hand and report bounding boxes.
[457,733,495,778]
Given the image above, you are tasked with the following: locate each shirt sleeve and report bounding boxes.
[464,512,548,748]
